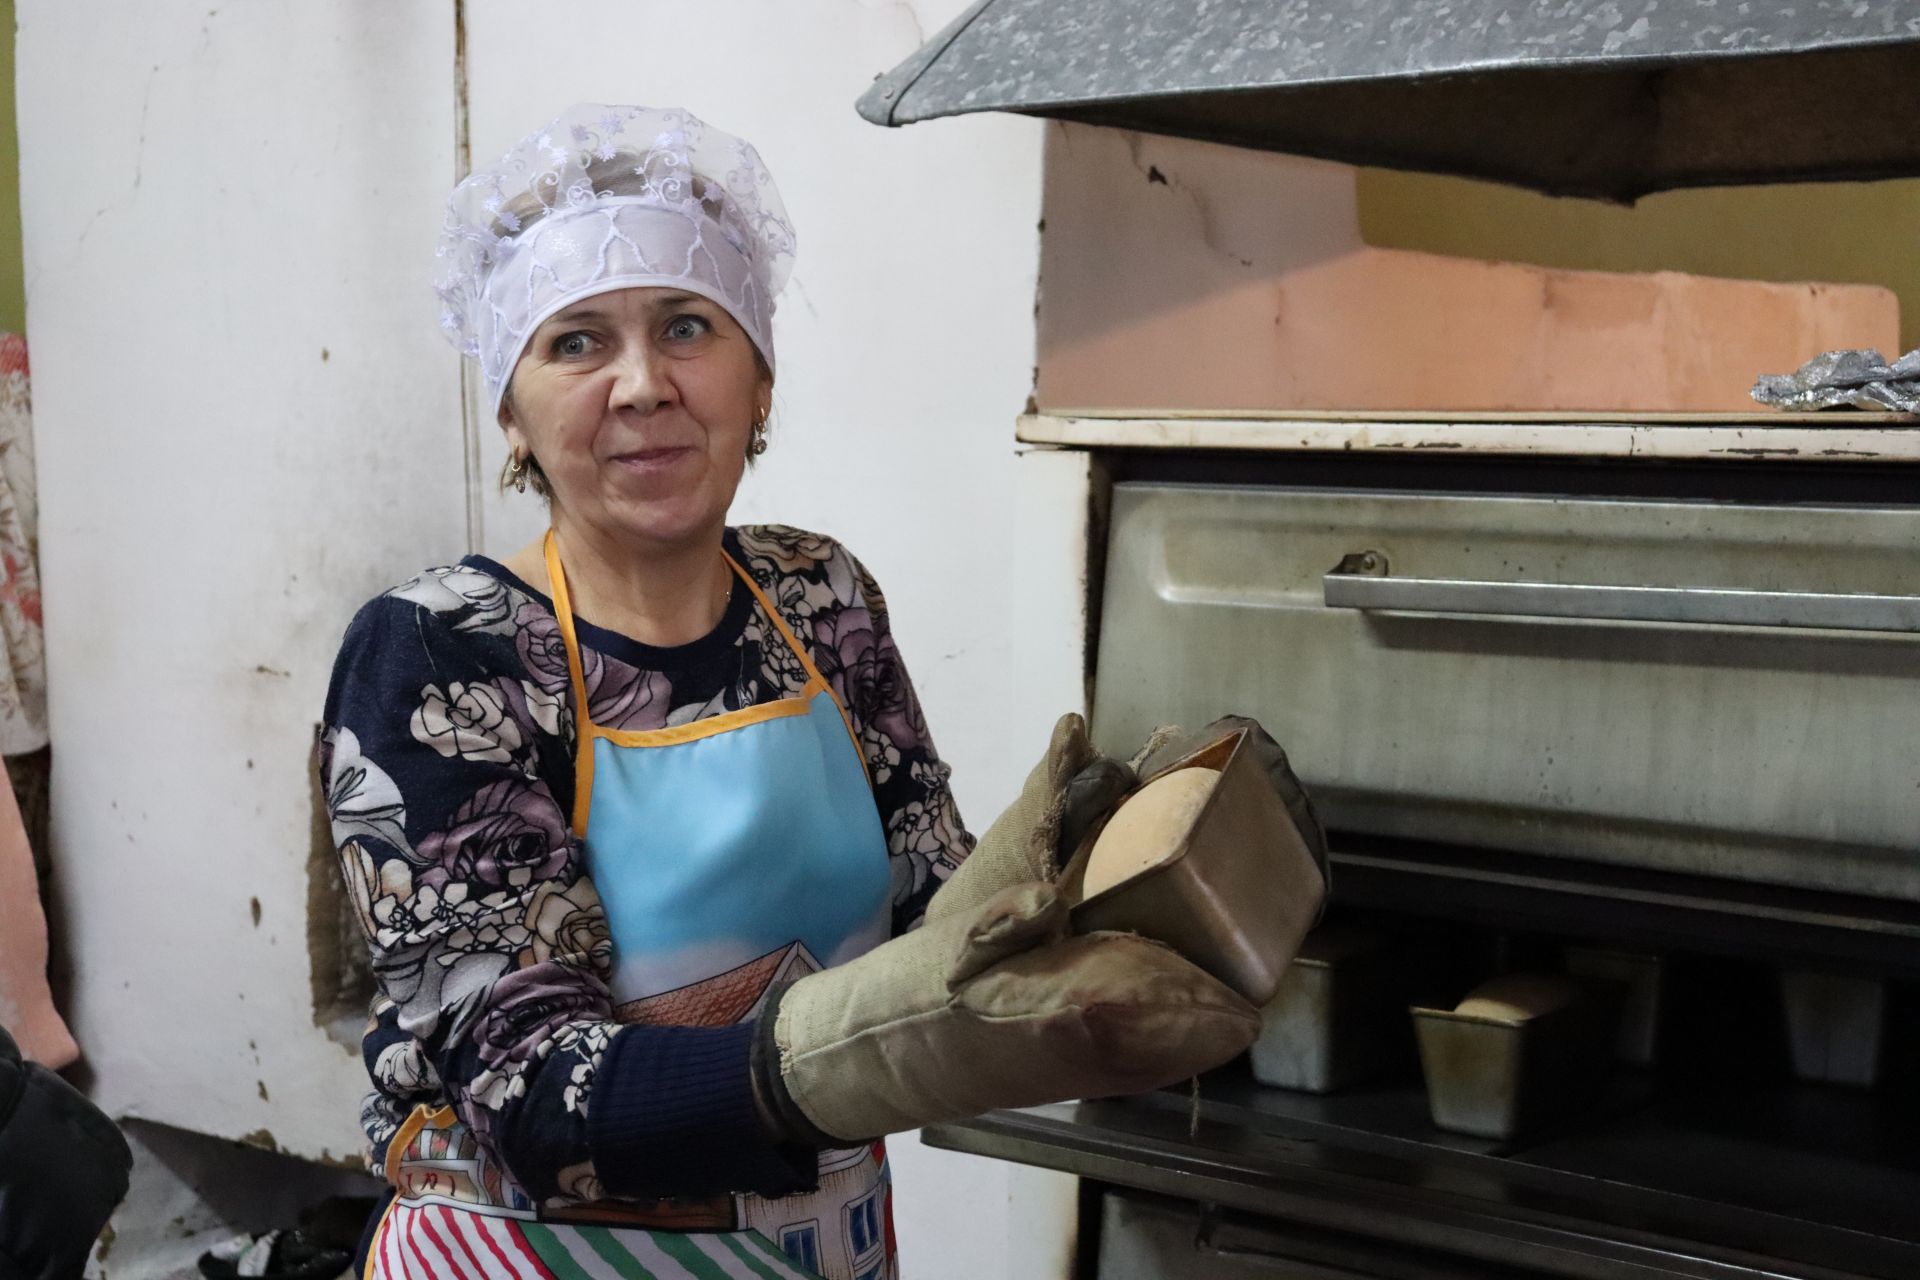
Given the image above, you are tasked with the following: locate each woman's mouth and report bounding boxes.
[610,446,696,475]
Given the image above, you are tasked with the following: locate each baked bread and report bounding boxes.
[1082,767,1221,898]
[1454,973,1581,1023]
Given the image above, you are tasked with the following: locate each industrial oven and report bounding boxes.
[931,413,1920,1279]
[857,3,1920,1275]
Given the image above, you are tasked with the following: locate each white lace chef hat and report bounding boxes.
[434,104,796,415]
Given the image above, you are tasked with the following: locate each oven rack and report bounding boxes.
[924,1066,1920,1279]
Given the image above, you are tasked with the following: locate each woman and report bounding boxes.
[323,104,1279,1280]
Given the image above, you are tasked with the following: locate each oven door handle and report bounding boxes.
[1323,551,1920,634]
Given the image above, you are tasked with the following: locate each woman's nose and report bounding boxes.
[607,345,676,413]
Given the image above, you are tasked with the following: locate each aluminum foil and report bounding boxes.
[1751,348,1920,413]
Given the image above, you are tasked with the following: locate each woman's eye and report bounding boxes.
[665,314,712,342]
[552,331,596,358]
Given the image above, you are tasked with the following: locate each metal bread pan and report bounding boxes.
[1780,969,1885,1088]
[1411,984,1616,1141]
[1564,945,1665,1067]
[1251,924,1402,1093]
[1063,727,1327,1005]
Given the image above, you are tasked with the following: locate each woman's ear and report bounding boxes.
[498,394,528,455]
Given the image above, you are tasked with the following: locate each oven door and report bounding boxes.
[1091,482,1920,900]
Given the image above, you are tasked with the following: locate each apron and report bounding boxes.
[370,531,897,1280]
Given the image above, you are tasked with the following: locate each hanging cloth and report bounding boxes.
[0,333,65,1069]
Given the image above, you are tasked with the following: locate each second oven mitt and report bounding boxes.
[922,712,1136,923]
[752,879,1259,1145]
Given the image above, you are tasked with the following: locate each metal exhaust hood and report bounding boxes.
[856,1,1920,202]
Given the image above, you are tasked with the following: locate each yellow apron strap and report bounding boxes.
[544,530,600,835]
[542,534,871,796]
[723,549,871,779]
[385,1103,458,1190]
[722,550,828,687]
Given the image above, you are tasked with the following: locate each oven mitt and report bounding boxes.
[936,712,1328,917]
[924,712,1135,923]
[755,879,1258,1145]
[752,714,1259,1147]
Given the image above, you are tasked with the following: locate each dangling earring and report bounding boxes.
[503,451,530,493]
[748,414,770,458]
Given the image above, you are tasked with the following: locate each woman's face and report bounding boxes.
[501,287,771,553]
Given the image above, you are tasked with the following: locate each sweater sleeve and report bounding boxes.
[323,583,814,1205]
[823,550,975,935]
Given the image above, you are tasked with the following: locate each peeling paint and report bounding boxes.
[312,1148,371,1173]
[236,1128,280,1154]
[307,726,374,1047]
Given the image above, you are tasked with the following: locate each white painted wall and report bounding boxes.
[20,1,461,1163]
[24,0,1077,1273]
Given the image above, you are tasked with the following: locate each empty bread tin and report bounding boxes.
[1564,945,1664,1066]
[1063,727,1327,1005]
[1780,968,1885,1088]
[1251,924,1401,1093]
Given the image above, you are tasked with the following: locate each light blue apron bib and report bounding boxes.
[546,530,893,1009]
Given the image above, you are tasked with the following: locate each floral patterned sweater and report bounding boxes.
[320,525,972,1205]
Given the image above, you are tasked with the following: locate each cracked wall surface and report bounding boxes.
[19,0,463,1163]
